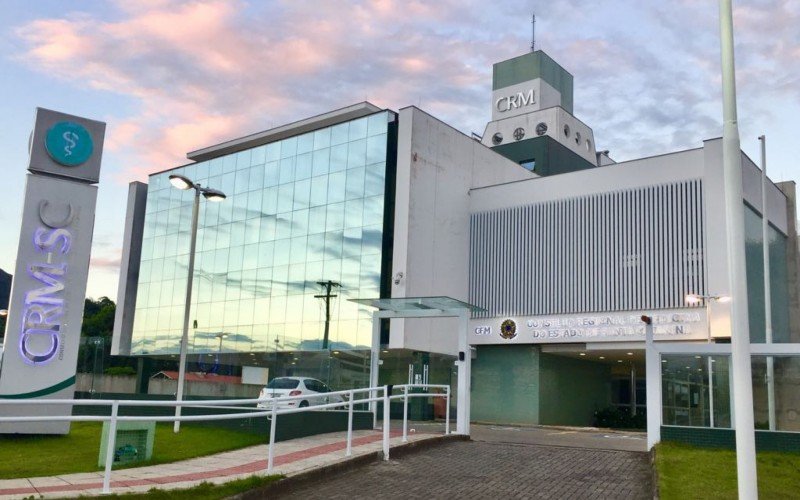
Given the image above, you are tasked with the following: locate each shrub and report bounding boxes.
[593,406,646,429]
[104,366,137,376]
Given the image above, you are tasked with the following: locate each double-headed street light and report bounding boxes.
[169,174,226,433]
[685,293,731,340]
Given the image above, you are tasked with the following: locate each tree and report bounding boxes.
[81,296,116,338]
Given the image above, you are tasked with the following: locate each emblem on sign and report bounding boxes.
[500,319,517,340]
[45,121,94,167]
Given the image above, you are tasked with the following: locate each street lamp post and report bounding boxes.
[215,332,228,353]
[169,174,226,433]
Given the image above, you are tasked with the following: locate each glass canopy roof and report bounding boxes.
[349,296,485,312]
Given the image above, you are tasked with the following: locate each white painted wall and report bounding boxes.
[469,137,789,341]
[390,107,535,355]
[482,107,597,164]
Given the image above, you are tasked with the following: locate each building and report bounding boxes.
[113,50,800,430]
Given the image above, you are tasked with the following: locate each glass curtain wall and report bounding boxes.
[131,112,393,373]
[662,354,731,428]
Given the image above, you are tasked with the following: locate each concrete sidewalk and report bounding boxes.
[0,428,442,499]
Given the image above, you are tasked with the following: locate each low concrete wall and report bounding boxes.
[148,379,262,398]
[76,373,137,394]
[662,425,800,452]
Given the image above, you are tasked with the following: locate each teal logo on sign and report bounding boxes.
[45,122,93,167]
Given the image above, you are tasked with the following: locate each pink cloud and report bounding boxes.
[10,0,799,178]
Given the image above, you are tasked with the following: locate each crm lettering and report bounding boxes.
[496,89,536,112]
[19,201,74,365]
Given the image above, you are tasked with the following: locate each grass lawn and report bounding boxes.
[105,475,283,499]
[0,422,267,479]
[657,442,800,499]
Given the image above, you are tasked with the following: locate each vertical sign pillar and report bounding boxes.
[0,108,105,434]
[643,315,661,450]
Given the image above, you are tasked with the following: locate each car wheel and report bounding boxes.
[299,400,309,408]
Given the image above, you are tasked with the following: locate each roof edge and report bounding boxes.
[187,102,385,162]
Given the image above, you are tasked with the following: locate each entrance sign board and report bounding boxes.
[470,308,708,345]
[0,108,104,434]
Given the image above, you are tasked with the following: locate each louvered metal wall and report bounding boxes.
[470,180,706,318]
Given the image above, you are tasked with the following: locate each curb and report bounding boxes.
[650,447,660,499]
[229,434,469,499]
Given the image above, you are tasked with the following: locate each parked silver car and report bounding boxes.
[257,377,344,410]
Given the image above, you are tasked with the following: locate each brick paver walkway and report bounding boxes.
[0,429,432,499]
[279,440,652,499]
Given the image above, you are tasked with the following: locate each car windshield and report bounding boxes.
[266,378,300,389]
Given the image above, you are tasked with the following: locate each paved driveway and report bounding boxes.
[279,427,652,499]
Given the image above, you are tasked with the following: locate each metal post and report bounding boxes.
[382,385,390,460]
[644,317,661,450]
[402,386,409,443]
[630,363,637,417]
[346,390,354,457]
[174,189,200,433]
[709,356,716,428]
[445,386,451,435]
[720,1,758,496]
[102,401,119,494]
[456,312,471,435]
[729,355,736,427]
[370,311,380,429]
[760,135,777,431]
[267,403,277,472]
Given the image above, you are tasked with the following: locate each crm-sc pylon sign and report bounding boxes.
[0,108,105,434]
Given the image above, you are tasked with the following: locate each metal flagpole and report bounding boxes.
[760,135,776,431]
[719,1,758,497]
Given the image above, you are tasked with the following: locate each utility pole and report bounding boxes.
[719,0,758,497]
[315,280,341,350]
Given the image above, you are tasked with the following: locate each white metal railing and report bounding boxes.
[0,383,451,495]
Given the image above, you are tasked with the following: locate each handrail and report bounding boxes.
[0,383,452,494]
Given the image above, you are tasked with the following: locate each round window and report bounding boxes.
[563,124,570,138]
[513,127,525,141]
[535,122,548,136]
[491,132,503,145]
[575,132,581,145]
[586,139,592,151]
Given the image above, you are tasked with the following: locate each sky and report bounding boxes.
[0,0,798,301]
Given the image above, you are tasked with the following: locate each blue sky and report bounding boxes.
[0,0,798,300]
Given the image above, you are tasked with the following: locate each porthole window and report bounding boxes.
[563,124,570,138]
[575,132,581,145]
[492,132,503,145]
[513,127,525,141]
[535,122,548,136]
[520,158,536,171]
[586,139,592,151]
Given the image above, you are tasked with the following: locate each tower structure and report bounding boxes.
[482,51,599,175]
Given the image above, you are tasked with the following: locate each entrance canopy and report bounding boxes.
[350,296,481,435]
[350,296,484,313]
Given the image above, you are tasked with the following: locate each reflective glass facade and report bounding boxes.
[131,111,394,355]
[744,205,791,342]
